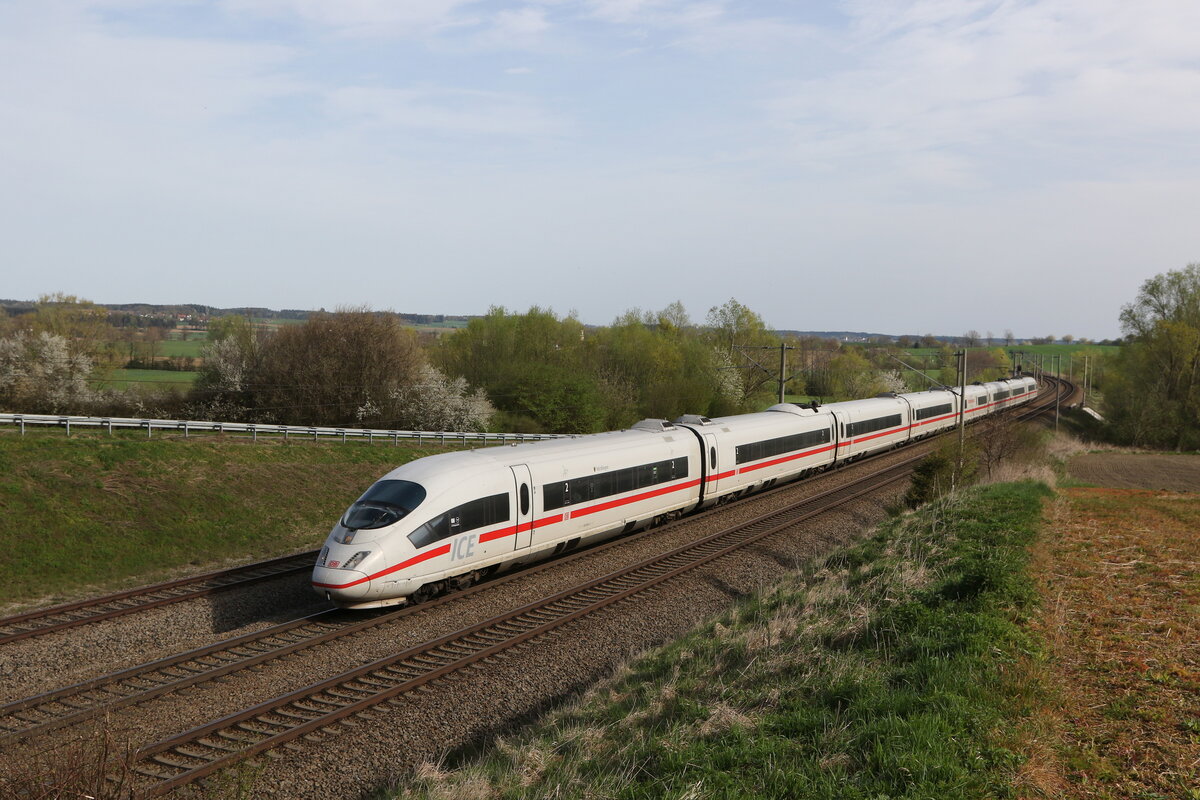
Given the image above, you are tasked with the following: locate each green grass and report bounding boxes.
[0,431,463,607]
[157,337,206,358]
[385,481,1053,800]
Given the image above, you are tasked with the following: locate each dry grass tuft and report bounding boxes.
[0,723,136,800]
[696,702,754,738]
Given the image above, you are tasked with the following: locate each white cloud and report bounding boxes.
[218,0,480,36]
[324,85,568,138]
[763,0,1200,187]
[584,0,821,53]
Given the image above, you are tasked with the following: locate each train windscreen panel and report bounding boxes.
[543,457,689,511]
[735,428,832,465]
[914,403,953,421]
[845,413,903,438]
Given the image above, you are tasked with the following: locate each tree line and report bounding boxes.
[1103,264,1200,450]
[2,296,1030,434]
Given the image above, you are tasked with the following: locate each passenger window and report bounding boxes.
[520,484,530,515]
[709,447,716,469]
[408,514,449,549]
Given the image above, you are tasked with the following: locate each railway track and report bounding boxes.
[0,550,319,646]
[0,500,780,745]
[124,454,922,797]
[0,378,1068,746]
[2,378,1070,797]
[1,376,1068,651]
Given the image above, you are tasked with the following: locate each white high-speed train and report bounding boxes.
[313,375,1037,608]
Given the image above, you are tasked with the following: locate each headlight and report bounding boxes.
[318,547,329,566]
[343,551,370,570]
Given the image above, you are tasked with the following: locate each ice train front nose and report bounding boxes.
[312,564,373,604]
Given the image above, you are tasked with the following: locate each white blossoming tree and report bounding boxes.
[0,331,93,412]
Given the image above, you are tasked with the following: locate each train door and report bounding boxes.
[511,464,534,550]
[703,433,720,494]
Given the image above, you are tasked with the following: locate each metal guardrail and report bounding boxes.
[0,413,566,445]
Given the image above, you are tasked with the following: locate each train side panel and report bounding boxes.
[677,406,837,504]
[825,396,912,460]
[900,389,959,438]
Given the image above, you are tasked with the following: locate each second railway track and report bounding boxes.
[125,454,922,797]
[2,378,1073,798]
[0,550,319,646]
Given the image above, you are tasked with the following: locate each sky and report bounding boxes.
[2,1,1198,340]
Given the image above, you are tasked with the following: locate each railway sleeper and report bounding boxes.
[267,709,315,724]
[149,754,203,771]
[293,699,339,713]
[177,744,232,758]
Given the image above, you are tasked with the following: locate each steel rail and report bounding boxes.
[2,379,1059,650]
[4,382,1061,758]
[0,551,319,645]
[121,382,1065,794]
[126,457,920,797]
[1,494,776,745]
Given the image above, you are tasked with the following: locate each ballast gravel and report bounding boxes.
[1,448,918,798]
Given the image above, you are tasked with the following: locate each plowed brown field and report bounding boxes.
[1068,452,1200,492]
[1023,453,1200,798]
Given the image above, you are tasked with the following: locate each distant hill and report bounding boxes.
[776,330,904,342]
[0,299,476,329]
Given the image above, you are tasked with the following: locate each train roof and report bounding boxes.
[374,423,693,492]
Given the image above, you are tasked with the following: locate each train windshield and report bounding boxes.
[342,480,427,530]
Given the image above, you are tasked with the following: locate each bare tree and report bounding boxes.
[975,413,1036,478]
[964,330,981,347]
[1004,329,1014,347]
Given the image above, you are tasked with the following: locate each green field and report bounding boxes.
[95,368,200,391]
[900,343,1118,358]
[158,336,207,358]
[0,432,461,607]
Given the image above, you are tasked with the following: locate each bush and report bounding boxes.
[905,439,979,508]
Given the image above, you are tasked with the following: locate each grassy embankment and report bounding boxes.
[0,430,459,609]
[386,480,1054,800]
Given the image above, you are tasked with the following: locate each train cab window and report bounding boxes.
[341,479,427,531]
